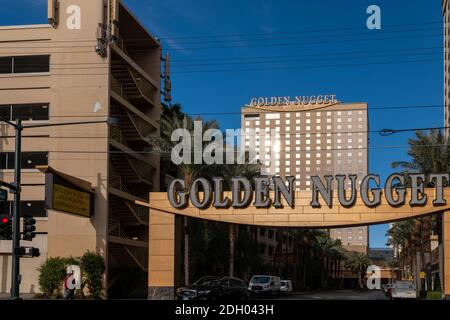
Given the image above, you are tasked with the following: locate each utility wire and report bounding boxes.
[156,21,443,40]
[0,125,447,140]
[7,143,450,155]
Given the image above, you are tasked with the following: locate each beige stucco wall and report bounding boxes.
[0,0,109,293]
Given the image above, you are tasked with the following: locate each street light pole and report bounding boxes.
[0,117,112,299]
[11,119,22,300]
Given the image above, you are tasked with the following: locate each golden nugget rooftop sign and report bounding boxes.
[249,95,338,107]
[168,174,450,210]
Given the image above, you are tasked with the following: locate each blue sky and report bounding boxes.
[0,0,443,248]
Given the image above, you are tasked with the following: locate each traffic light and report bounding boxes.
[0,215,12,240]
[23,216,36,241]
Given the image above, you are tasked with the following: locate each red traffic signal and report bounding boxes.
[0,215,12,240]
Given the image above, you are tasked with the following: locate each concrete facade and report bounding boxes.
[0,0,161,297]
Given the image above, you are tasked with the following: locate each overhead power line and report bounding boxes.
[12,143,450,156]
[155,21,442,40]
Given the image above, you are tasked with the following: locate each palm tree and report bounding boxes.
[315,234,345,288]
[390,129,450,287]
[207,153,260,277]
[149,103,219,285]
[345,252,371,289]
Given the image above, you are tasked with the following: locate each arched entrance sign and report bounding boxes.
[138,188,450,299]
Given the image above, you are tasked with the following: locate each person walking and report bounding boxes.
[63,271,76,300]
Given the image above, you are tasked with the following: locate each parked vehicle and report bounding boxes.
[176,276,248,300]
[390,280,417,300]
[280,280,293,295]
[248,275,281,297]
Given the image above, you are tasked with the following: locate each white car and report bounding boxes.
[248,275,281,297]
[391,281,417,299]
[280,280,293,295]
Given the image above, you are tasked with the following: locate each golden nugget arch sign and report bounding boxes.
[139,173,450,299]
[141,173,450,228]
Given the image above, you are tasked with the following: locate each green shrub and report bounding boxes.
[38,257,69,297]
[426,291,442,300]
[80,251,105,299]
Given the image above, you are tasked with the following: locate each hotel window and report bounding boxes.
[266,113,280,119]
[286,154,290,159]
[327,139,331,144]
[337,111,342,116]
[265,120,270,126]
[275,127,280,131]
[306,119,311,124]
[337,118,342,123]
[347,117,352,122]
[327,125,331,130]
[316,160,321,165]
[358,118,363,122]
[337,139,342,144]
[327,153,331,158]
[245,121,250,126]
[348,139,352,143]
[348,111,352,115]
[286,140,290,145]
[296,161,300,165]
[0,103,49,121]
[305,146,310,151]
[316,146,321,151]
[306,112,310,117]
[337,125,341,130]
[296,113,300,117]
[327,118,331,123]
[317,118,321,124]
[316,153,321,158]
[358,111,363,115]
[348,124,352,129]
[286,161,290,166]
[0,55,50,74]
[327,160,332,165]
[286,147,290,152]
[296,126,300,131]
[306,126,310,130]
[275,120,280,125]
[306,180,311,186]
[306,167,310,172]
[316,125,321,130]
[286,113,290,118]
[0,152,48,170]
[286,120,290,125]
[296,139,300,145]
[306,140,311,145]
[256,120,260,126]
[306,160,310,165]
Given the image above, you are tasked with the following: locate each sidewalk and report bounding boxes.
[0,293,36,300]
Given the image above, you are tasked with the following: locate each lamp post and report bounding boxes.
[0,117,112,300]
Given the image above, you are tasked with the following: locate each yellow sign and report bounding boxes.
[420,271,426,279]
[53,184,91,217]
